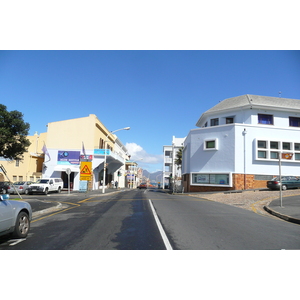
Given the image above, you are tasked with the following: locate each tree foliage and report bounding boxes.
[175,147,183,169]
[0,104,31,160]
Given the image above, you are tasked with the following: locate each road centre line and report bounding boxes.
[148,199,173,250]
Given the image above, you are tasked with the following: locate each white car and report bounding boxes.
[0,194,32,238]
[28,178,63,195]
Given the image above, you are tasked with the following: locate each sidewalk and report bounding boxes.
[264,195,300,225]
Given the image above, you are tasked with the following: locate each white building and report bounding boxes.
[163,136,185,190]
[182,94,300,192]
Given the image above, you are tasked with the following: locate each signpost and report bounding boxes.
[279,152,293,207]
[66,168,71,195]
[80,161,92,192]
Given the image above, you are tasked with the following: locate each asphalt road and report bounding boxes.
[1,189,300,250]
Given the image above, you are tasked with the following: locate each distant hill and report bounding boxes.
[143,170,163,182]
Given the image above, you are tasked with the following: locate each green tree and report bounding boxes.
[175,147,183,169]
[0,104,31,160]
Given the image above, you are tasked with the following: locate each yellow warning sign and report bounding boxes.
[80,162,92,181]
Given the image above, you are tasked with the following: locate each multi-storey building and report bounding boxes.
[1,114,130,191]
[43,114,130,191]
[163,136,185,189]
[182,94,300,192]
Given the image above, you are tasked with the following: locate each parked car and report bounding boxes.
[28,178,63,195]
[8,181,34,195]
[0,194,32,238]
[267,176,300,190]
[138,183,147,189]
[0,182,12,194]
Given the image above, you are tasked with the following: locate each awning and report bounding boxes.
[54,165,80,172]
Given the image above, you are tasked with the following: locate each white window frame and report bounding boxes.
[254,138,300,163]
[190,172,232,187]
[204,138,218,151]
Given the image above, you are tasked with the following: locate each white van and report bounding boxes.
[28,178,63,195]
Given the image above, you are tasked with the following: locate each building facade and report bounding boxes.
[163,136,185,190]
[1,114,131,191]
[43,114,129,191]
[0,132,47,183]
[182,94,300,192]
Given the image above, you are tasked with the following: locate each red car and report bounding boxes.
[138,183,147,189]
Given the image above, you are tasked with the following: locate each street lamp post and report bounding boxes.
[102,127,130,193]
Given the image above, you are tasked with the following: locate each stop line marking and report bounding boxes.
[148,199,173,250]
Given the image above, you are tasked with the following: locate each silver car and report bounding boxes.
[8,181,34,195]
[0,194,32,238]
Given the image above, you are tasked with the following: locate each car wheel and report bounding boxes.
[2,189,7,194]
[13,212,30,238]
[24,189,29,195]
[57,187,61,193]
[44,188,49,195]
[282,185,287,191]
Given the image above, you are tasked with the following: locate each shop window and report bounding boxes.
[191,173,231,187]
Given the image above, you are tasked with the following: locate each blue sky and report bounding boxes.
[1,51,300,172]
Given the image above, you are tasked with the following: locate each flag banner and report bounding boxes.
[42,144,51,161]
[82,142,86,156]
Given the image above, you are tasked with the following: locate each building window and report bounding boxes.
[258,114,273,125]
[210,118,219,126]
[295,143,300,151]
[15,160,20,167]
[295,153,300,160]
[270,152,279,159]
[258,151,267,158]
[257,140,267,148]
[289,117,300,127]
[226,117,234,124]
[270,141,279,149]
[283,142,291,150]
[206,141,215,148]
[191,173,232,187]
[204,139,218,150]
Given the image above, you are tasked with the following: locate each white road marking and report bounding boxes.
[148,199,173,250]
[9,239,27,246]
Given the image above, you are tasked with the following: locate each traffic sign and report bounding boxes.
[80,161,92,181]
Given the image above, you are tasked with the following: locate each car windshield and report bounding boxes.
[36,179,49,184]
[14,181,25,185]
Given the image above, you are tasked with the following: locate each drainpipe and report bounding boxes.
[243,128,247,190]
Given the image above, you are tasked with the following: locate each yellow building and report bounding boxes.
[0,132,47,183]
[1,114,130,191]
[42,114,129,191]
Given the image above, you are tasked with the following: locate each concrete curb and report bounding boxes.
[263,206,300,225]
[32,202,64,219]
